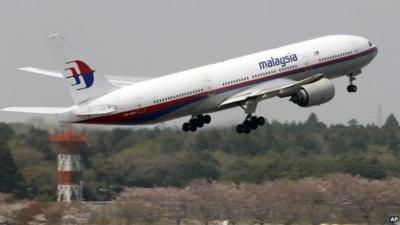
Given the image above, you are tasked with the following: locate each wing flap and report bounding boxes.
[276,74,324,97]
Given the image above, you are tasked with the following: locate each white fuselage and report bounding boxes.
[58,35,378,125]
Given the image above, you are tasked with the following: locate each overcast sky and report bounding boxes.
[0,0,399,128]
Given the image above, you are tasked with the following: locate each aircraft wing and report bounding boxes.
[19,67,150,87]
[219,74,324,107]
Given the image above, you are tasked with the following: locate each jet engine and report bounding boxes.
[290,78,335,107]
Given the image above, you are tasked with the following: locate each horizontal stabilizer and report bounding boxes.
[1,107,69,114]
[19,67,150,87]
[19,67,64,78]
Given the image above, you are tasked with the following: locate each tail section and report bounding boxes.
[46,34,115,104]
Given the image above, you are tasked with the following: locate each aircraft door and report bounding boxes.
[202,73,215,96]
[304,50,320,71]
[135,97,146,114]
[303,54,313,71]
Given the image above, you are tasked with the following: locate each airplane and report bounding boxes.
[1,34,378,134]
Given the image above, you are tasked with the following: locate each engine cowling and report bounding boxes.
[290,78,335,107]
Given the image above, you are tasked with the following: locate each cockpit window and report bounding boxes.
[368,41,373,47]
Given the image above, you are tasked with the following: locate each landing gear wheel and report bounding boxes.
[250,121,258,130]
[196,115,204,124]
[244,126,251,134]
[203,115,211,124]
[243,120,251,127]
[347,84,357,93]
[182,123,191,132]
[257,116,265,126]
[182,114,211,132]
[251,116,260,129]
[189,124,197,132]
[189,118,197,125]
[236,124,244,134]
[197,121,204,128]
[236,114,267,134]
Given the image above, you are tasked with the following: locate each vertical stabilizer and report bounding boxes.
[47,34,115,104]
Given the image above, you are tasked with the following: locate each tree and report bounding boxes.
[188,181,243,225]
[304,113,326,129]
[120,187,196,225]
[324,174,388,224]
[241,183,277,225]
[25,127,54,160]
[0,142,23,194]
[224,159,252,183]
[0,123,14,142]
[383,114,399,129]
[182,151,221,182]
[347,118,360,127]
[382,114,400,151]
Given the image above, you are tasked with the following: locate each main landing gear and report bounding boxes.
[182,114,211,132]
[347,73,358,93]
[236,98,266,134]
[236,115,265,134]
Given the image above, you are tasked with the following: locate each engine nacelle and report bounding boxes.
[290,78,335,107]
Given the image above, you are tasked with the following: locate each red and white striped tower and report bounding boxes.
[51,128,88,202]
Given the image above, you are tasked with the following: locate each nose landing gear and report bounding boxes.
[347,73,358,93]
[182,114,211,132]
[347,84,357,93]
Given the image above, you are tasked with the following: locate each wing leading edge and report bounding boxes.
[219,74,324,107]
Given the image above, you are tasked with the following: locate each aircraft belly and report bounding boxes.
[145,86,250,124]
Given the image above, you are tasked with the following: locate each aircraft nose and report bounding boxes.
[370,43,378,58]
[373,45,378,56]
[366,38,378,58]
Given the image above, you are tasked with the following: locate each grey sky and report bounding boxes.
[0,0,399,128]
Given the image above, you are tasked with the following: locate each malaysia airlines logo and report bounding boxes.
[64,60,95,90]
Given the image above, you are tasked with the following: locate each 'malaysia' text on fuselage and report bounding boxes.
[258,53,298,70]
